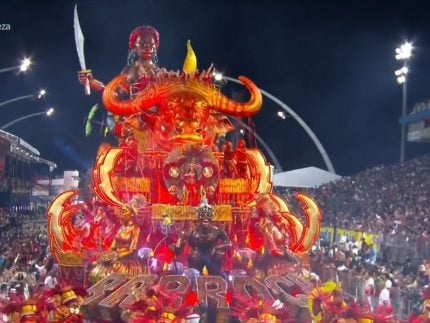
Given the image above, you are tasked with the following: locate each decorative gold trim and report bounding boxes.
[151,204,231,221]
[111,176,151,193]
[56,251,86,266]
[219,178,257,193]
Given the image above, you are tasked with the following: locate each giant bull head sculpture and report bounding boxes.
[102,73,262,148]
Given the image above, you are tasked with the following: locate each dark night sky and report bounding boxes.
[0,0,429,176]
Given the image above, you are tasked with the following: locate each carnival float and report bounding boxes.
[2,17,393,323]
[46,22,325,322]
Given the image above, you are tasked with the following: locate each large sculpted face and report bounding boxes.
[171,96,206,143]
[152,95,214,148]
[135,34,157,60]
[197,204,214,228]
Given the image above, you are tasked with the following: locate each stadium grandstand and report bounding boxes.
[0,129,56,208]
[401,99,430,143]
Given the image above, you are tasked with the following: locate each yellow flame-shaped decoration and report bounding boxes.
[182,40,197,75]
[202,266,208,276]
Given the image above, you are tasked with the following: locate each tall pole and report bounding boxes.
[395,42,412,164]
[0,95,34,108]
[400,75,407,163]
[0,59,31,74]
[1,111,48,130]
[0,66,19,73]
[333,213,337,258]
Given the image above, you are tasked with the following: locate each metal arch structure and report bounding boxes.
[232,117,283,172]
[224,76,336,174]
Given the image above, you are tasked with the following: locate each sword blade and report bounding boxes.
[74,4,86,70]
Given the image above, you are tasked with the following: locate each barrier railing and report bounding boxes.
[320,227,430,266]
[309,264,418,320]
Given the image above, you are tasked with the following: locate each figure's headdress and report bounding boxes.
[60,286,78,304]
[196,200,214,218]
[127,25,160,65]
[129,25,160,49]
[19,300,39,321]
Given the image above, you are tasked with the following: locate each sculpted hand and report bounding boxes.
[77,70,93,85]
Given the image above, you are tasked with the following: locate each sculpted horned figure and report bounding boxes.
[102,71,262,151]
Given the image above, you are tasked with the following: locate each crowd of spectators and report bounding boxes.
[0,177,32,193]
[298,154,429,236]
[0,208,53,304]
[277,154,430,253]
[0,209,45,231]
[275,154,430,318]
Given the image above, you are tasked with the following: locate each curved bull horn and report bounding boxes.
[206,76,262,117]
[103,74,138,115]
[103,73,262,117]
[103,74,184,115]
[290,193,322,253]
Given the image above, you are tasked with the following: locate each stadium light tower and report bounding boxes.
[1,108,55,130]
[0,57,32,74]
[395,41,413,163]
[0,89,47,108]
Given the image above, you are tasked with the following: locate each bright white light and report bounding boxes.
[214,72,223,81]
[37,89,46,99]
[277,111,286,119]
[397,76,406,84]
[401,42,413,56]
[214,73,223,81]
[239,129,245,134]
[394,67,408,80]
[46,108,55,116]
[19,58,31,72]
[395,42,413,60]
